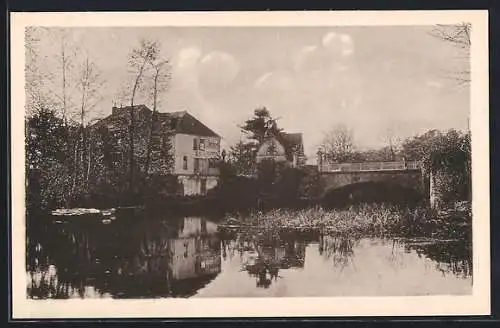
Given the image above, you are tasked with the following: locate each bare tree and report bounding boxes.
[383,125,401,161]
[25,27,42,115]
[126,38,160,191]
[430,23,471,86]
[48,28,77,125]
[144,54,172,174]
[75,54,105,186]
[319,124,355,162]
[25,27,54,116]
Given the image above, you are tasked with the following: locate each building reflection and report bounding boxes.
[223,232,306,288]
[26,216,221,299]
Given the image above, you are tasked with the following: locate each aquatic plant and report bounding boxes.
[219,203,471,239]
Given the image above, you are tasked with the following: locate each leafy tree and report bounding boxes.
[401,129,471,203]
[26,108,74,209]
[297,166,322,199]
[227,141,257,175]
[240,107,282,144]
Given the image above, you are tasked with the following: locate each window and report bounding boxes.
[199,139,205,150]
[183,156,188,170]
[193,138,198,150]
[208,140,218,149]
[183,241,189,258]
[194,158,200,173]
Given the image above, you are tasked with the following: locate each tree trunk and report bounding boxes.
[129,101,135,195]
[145,71,159,175]
[86,134,92,186]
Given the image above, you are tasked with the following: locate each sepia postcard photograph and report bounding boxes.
[10,10,490,319]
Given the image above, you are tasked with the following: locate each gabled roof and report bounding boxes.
[91,105,220,138]
[158,111,220,138]
[257,132,305,163]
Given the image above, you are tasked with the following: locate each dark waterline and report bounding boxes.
[26,212,472,299]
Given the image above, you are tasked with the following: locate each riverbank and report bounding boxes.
[218,202,471,240]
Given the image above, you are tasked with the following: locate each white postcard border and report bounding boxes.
[10,10,490,318]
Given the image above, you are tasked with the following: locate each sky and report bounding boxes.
[31,26,470,163]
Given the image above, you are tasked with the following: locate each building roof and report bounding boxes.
[158,111,220,138]
[257,132,305,163]
[92,105,220,138]
[280,133,304,151]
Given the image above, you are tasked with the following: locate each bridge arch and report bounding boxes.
[317,163,427,208]
[321,181,424,208]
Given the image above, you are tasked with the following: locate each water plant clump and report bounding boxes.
[219,203,471,239]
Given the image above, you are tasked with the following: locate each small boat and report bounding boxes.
[101,208,116,216]
[51,208,101,216]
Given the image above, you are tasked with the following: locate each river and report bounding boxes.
[26,212,472,299]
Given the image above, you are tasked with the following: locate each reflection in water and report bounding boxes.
[27,214,472,299]
[319,235,356,270]
[27,216,221,299]
[221,231,306,288]
[403,239,472,279]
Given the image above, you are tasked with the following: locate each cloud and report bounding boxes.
[254,72,273,88]
[253,71,294,92]
[176,47,201,68]
[322,32,354,57]
[198,51,240,87]
[293,45,319,72]
[292,32,355,79]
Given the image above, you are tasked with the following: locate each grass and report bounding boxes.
[220,202,472,240]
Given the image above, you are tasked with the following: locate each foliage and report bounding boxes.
[208,161,259,212]
[227,141,257,176]
[221,203,471,240]
[26,109,76,209]
[401,129,471,203]
[255,159,305,206]
[297,166,322,199]
[240,107,283,144]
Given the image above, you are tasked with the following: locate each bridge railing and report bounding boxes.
[319,161,423,172]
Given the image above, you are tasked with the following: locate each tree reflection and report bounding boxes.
[405,240,472,278]
[319,234,357,270]
[222,231,306,288]
[26,216,221,299]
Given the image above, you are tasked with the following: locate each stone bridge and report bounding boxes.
[317,161,427,204]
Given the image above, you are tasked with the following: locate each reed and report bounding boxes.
[221,203,471,239]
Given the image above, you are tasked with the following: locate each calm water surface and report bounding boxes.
[26,213,472,299]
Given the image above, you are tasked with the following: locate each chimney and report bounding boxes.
[112,106,119,115]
